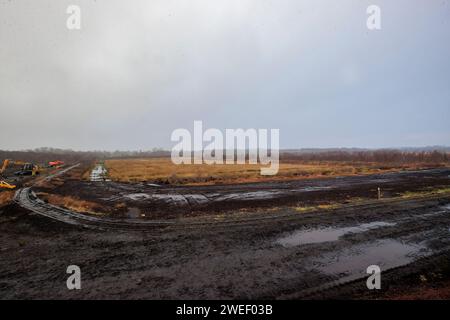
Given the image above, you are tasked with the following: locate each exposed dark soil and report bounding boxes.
[1,193,449,299]
[35,168,450,219]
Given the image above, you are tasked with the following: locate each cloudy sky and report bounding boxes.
[1,0,449,151]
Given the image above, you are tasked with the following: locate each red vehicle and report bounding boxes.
[48,160,64,167]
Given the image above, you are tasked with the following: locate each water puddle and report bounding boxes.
[124,193,152,201]
[123,193,210,206]
[276,221,397,247]
[301,186,332,192]
[147,183,161,187]
[90,163,111,182]
[214,190,285,201]
[314,239,428,276]
[125,207,142,218]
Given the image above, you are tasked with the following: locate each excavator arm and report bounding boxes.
[0,159,17,189]
[0,180,15,189]
[0,160,15,189]
[0,159,10,174]
[1,159,29,174]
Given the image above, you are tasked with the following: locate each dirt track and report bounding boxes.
[0,167,449,299]
[36,167,450,218]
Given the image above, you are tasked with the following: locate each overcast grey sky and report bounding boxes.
[1,0,449,151]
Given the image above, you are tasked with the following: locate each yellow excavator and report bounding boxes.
[0,181,15,189]
[16,163,40,176]
[1,159,39,176]
[1,159,43,189]
[0,159,16,189]
[1,158,44,189]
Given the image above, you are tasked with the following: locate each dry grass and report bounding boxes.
[37,192,105,215]
[0,191,14,208]
[400,187,450,199]
[104,157,431,185]
[293,188,450,214]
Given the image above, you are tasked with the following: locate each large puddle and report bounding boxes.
[276,221,397,247]
[313,239,429,276]
[125,207,142,218]
[124,193,210,206]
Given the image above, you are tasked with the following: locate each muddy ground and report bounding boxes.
[36,168,450,219]
[0,192,449,299]
[0,166,449,299]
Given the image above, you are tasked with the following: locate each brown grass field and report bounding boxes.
[36,192,106,215]
[103,158,446,185]
[0,191,14,208]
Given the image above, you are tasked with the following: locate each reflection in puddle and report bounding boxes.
[315,239,428,275]
[214,191,284,201]
[125,193,152,201]
[301,186,332,192]
[276,221,396,247]
[90,164,111,182]
[125,207,141,218]
[147,183,161,187]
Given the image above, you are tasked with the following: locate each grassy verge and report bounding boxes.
[293,187,450,214]
[400,187,450,199]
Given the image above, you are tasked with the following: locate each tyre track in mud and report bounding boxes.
[277,209,450,298]
[13,163,450,230]
[281,246,450,299]
[52,167,450,220]
[14,185,450,232]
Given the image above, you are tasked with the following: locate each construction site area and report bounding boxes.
[2,0,450,305]
[0,150,450,299]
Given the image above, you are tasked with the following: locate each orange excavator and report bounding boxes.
[49,160,64,167]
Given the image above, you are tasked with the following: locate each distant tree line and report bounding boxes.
[0,148,170,164]
[0,147,449,165]
[281,149,449,163]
